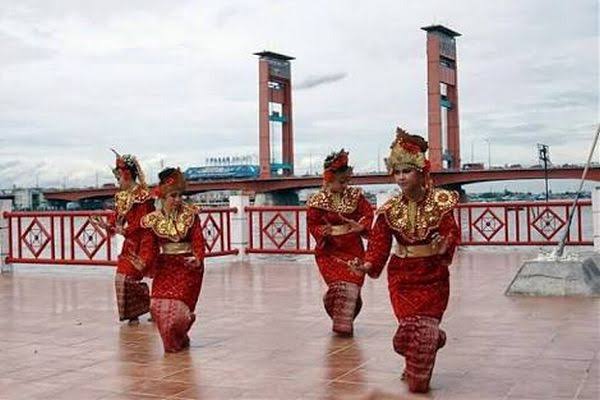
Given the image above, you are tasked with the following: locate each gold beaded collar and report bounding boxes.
[307,187,362,214]
[141,203,197,242]
[114,184,151,217]
[378,188,458,242]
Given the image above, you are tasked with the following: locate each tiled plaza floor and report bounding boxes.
[0,250,598,399]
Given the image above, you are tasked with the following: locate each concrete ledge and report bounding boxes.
[506,253,600,296]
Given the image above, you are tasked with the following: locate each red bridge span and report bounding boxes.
[44,167,600,202]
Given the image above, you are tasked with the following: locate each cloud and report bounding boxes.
[296,72,348,90]
[0,0,597,189]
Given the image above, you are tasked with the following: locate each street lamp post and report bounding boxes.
[470,140,475,163]
[537,143,551,202]
[484,138,492,169]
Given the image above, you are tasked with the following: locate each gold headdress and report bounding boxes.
[385,127,430,173]
[323,149,351,182]
[110,149,147,187]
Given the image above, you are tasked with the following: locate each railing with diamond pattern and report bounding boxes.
[456,200,592,245]
[2,208,238,265]
[199,207,239,257]
[245,206,313,254]
[3,211,115,265]
[244,200,592,254]
[1,200,593,263]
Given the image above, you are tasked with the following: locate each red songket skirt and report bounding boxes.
[315,233,366,286]
[386,255,450,321]
[151,255,204,311]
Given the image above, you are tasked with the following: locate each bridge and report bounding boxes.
[43,167,599,202]
[40,27,599,204]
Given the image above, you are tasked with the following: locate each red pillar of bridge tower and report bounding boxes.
[254,51,295,179]
[421,25,462,171]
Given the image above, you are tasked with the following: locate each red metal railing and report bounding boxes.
[200,207,239,257]
[245,200,593,254]
[455,200,592,246]
[2,207,238,265]
[3,210,115,266]
[245,206,313,254]
[2,200,593,262]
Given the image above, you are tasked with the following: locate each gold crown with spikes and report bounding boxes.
[385,127,429,173]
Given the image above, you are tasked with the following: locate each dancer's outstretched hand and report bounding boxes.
[321,222,333,236]
[124,253,145,271]
[431,233,450,256]
[114,224,125,236]
[185,256,203,270]
[89,215,108,230]
[348,258,371,275]
[339,215,364,234]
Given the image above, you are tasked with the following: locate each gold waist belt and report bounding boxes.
[329,224,351,236]
[394,243,438,259]
[160,242,193,255]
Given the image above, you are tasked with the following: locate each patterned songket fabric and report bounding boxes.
[107,183,154,321]
[365,188,460,392]
[307,186,374,335]
[140,203,205,353]
[115,273,150,322]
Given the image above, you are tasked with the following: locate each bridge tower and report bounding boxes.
[421,25,461,171]
[254,51,295,179]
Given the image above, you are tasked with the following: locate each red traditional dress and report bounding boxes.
[365,188,459,392]
[307,186,374,334]
[140,203,205,353]
[108,183,154,321]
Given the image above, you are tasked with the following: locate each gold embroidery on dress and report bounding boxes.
[114,184,151,217]
[307,187,362,214]
[141,203,197,242]
[378,188,458,242]
[406,200,417,233]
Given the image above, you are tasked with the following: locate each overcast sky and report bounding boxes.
[0,0,598,189]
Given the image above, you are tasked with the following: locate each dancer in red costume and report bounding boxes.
[307,149,374,336]
[351,129,460,392]
[92,150,154,324]
[137,167,205,353]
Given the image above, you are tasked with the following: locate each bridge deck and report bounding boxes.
[0,251,598,399]
[43,167,600,201]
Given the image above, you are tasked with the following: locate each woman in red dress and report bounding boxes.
[307,149,374,336]
[92,151,154,324]
[137,167,205,353]
[351,128,460,392]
